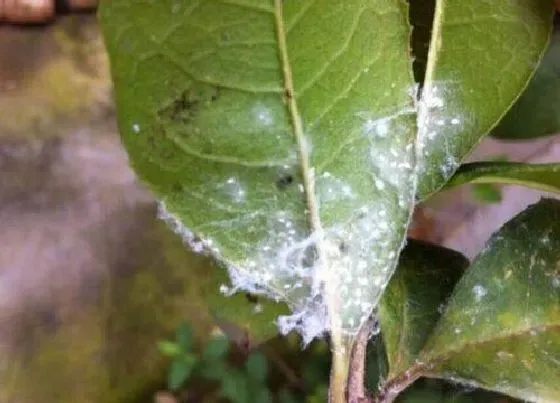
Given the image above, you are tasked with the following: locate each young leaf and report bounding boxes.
[246,351,268,383]
[175,323,193,350]
[220,368,250,403]
[493,27,560,140]
[415,0,554,199]
[201,335,230,362]
[379,240,468,377]
[157,340,182,357]
[420,199,560,402]
[168,355,196,390]
[99,0,417,349]
[444,162,560,194]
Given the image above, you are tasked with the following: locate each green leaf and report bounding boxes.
[493,27,560,140]
[199,360,230,381]
[246,351,268,383]
[420,199,560,401]
[444,162,560,194]
[168,355,196,390]
[365,333,390,390]
[175,323,193,350]
[99,1,417,342]
[277,389,299,403]
[379,240,468,377]
[397,378,512,403]
[157,340,182,357]
[252,387,273,403]
[471,183,502,204]
[220,368,250,403]
[201,335,230,362]
[416,0,554,199]
[156,210,289,342]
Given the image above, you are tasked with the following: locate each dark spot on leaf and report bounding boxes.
[339,242,348,253]
[157,84,220,125]
[210,87,220,101]
[276,174,293,190]
[245,293,259,304]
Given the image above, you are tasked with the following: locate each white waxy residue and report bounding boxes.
[221,177,246,203]
[316,172,356,203]
[155,94,420,343]
[472,284,487,302]
[253,103,274,126]
[416,82,464,180]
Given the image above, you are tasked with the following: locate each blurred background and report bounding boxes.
[0,2,559,402]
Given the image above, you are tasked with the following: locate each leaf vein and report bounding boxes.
[285,0,316,34]
[217,0,274,14]
[167,130,294,168]
[296,5,367,97]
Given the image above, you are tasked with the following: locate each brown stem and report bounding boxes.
[373,363,427,403]
[347,317,376,403]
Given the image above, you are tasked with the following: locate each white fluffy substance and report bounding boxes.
[155,93,431,345]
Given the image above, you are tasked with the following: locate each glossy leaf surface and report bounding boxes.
[421,199,560,402]
[379,240,468,377]
[493,27,560,140]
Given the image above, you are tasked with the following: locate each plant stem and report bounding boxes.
[347,318,375,403]
[373,363,427,403]
[329,334,353,403]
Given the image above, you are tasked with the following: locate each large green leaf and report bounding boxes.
[493,27,560,140]
[444,162,560,194]
[420,199,560,402]
[379,240,468,377]
[99,0,417,343]
[416,0,554,199]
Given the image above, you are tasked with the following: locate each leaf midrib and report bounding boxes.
[273,0,320,236]
[274,0,348,341]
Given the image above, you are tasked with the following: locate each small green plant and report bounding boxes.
[158,324,272,402]
[157,323,330,402]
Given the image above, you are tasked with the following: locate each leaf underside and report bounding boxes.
[100,0,554,345]
[100,0,417,341]
[415,0,554,200]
